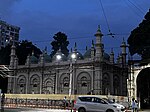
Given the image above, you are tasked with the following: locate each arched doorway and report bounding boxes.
[17,75,26,94]
[102,73,110,95]
[137,68,150,109]
[77,72,91,95]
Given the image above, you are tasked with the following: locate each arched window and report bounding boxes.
[45,80,53,94]
[30,75,40,94]
[77,72,91,95]
[63,77,69,87]
[102,74,110,95]
[113,75,120,95]
[81,76,87,87]
[17,76,26,94]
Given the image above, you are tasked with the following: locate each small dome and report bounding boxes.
[103,52,110,61]
[52,50,67,61]
[68,51,83,60]
[30,55,38,64]
[84,49,91,58]
[44,53,51,63]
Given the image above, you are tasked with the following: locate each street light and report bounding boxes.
[69,52,76,98]
[68,52,77,112]
[55,51,76,109]
[55,54,62,94]
[56,55,62,61]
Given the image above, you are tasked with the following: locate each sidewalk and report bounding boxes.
[4,107,149,112]
[20,109,73,112]
[4,108,75,112]
[125,109,150,112]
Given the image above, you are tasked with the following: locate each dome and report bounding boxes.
[84,49,110,61]
[52,50,67,61]
[30,55,38,64]
[103,52,110,61]
[84,49,92,58]
[68,51,83,60]
[84,48,95,59]
[44,53,51,63]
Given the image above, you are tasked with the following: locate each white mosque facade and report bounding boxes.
[7,26,128,96]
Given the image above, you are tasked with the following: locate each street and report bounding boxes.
[2,108,150,112]
[2,108,72,112]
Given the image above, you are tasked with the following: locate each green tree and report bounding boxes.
[16,40,42,65]
[50,32,69,57]
[128,9,150,60]
[0,40,42,65]
[0,45,11,65]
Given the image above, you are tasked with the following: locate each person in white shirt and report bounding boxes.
[131,98,135,112]
[134,100,138,112]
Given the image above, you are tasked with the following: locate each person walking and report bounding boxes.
[131,98,135,112]
[63,96,67,110]
[134,100,138,112]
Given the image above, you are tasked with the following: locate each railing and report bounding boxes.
[4,98,74,110]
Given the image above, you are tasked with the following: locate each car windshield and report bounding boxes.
[79,97,108,104]
[102,98,115,104]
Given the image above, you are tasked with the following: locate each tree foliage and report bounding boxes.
[0,40,42,65]
[127,9,150,60]
[0,45,11,65]
[50,32,69,57]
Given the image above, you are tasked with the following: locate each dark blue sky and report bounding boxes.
[0,0,150,58]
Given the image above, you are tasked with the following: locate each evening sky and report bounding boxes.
[0,0,150,59]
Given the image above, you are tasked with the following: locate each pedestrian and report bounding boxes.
[134,100,138,112]
[63,96,67,109]
[131,98,135,112]
[113,98,115,103]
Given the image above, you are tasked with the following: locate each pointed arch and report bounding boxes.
[43,78,54,94]
[30,74,40,94]
[113,74,120,95]
[77,72,91,95]
[17,75,26,94]
[136,68,150,109]
[59,73,69,94]
[102,73,110,95]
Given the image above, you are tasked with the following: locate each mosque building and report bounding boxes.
[7,26,128,96]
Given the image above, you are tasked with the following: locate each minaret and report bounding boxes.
[91,40,95,60]
[110,48,114,64]
[9,45,16,69]
[94,25,104,61]
[39,53,44,66]
[40,47,47,66]
[14,57,18,69]
[74,42,77,52]
[120,38,127,67]
[25,55,30,67]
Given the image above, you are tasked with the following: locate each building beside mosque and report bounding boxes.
[0,19,20,49]
[7,26,128,96]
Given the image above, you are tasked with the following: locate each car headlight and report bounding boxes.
[113,105,117,108]
[113,105,121,109]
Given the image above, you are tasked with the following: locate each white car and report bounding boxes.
[102,98,125,112]
[73,96,121,112]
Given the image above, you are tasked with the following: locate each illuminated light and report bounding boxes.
[56,55,61,60]
[71,53,76,59]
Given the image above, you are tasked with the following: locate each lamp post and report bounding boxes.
[69,53,77,112]
[55,54,62,94]
[55,51,76,111]
[69,53,76,99]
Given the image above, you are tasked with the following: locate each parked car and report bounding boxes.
[73,96,121,112]
[102,98,125,112]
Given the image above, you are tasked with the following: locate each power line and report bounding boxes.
[127,0,145,14]
[24,31,150,44]
[132,0,146,13]
[99,0,115,38]
[123,0,143,19]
